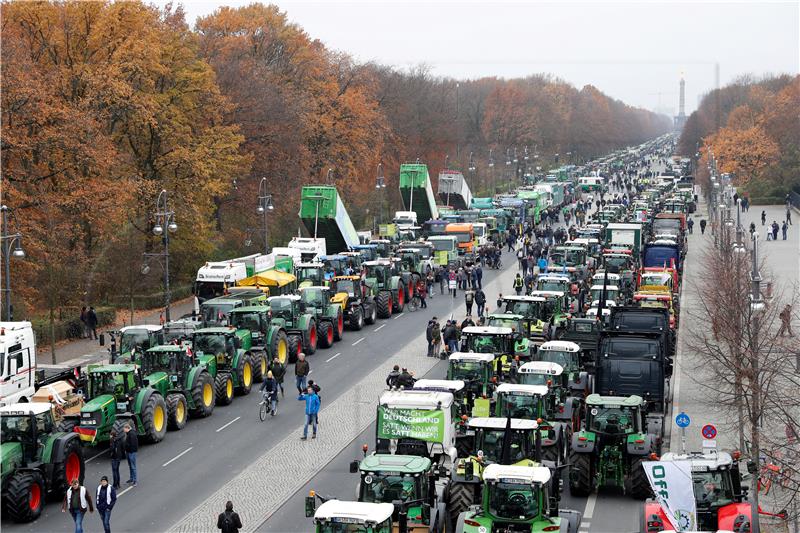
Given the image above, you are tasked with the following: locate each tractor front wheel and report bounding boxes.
[569,451,594,496]
[333,309,344,341]
[235,355,254,395]
[215,373,234,406]
[53,436,85,494]
[190,371,215,418]
[304,319,317,355]
[287,335,302,363]
[376,291,392,319]
[349,307,364,330]
[393,281,405,313]
[4,471,45,523]
[364,302,377,325]
[318,320,334,349]
[141,393,168,443]
[166,393,188,431]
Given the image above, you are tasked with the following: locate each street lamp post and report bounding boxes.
[1,205,25,321]
[749,231,764,533]
[142,190,178,322]
[375,163,386,225]
[256,177,274,255]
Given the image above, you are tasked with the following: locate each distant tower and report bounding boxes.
[674,73,687,130]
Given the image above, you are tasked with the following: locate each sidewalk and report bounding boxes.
[37,297,195,367]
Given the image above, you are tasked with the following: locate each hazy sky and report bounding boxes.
[158,0,799,115]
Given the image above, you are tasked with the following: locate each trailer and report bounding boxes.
[399,163,439,224]
[299,186,360,254]
[604,223,643,256]
[194,253,276,308]
[437,170,473,210]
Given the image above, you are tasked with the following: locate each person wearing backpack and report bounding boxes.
[475,288,487,318]
[217,501,242,533]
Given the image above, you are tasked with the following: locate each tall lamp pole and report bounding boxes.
[375,163,386,225]
[256,177,274,255]
[1,205,25,321]
[142,190,178,322]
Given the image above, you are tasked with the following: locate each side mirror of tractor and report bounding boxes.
[99,334,105,346]
[304,495,316,518]
[349,460,359,474]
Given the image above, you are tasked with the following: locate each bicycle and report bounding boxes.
[259,391,277,422]
[407,295,421,312]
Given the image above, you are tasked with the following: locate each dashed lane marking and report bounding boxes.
[326,352,341,363]
[215,417,240,433]
[162,447,193,467]
[351,338,364,346]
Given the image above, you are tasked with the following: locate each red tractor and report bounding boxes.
[642,450,782,533]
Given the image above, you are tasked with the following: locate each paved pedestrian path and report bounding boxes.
[167,256,517,533]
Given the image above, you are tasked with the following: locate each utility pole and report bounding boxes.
[0,205,25,321]
[749,232,764,533]
[256,177,273,255]
[142,190,178,322]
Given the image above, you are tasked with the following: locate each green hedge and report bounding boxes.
[103,284,192,310]
[748,196,785,206]
[31,307,116,344]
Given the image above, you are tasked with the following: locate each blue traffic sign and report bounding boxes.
[675,412,691,428]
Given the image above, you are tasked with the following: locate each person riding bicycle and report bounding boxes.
[260,371,279,416]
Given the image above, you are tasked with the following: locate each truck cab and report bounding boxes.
[0,322,36,405]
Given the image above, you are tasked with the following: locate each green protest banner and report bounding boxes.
[377,407,445,443]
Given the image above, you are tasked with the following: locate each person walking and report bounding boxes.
[761,210,767,225]
[438,268,446,296]
[778,304,794,337]
[699,219,707,235]
[443,320,458,353]
[109,430,126,490]
[426,318,436,357]
[426,271,435,298]
[475,265,483,289]
[431,317,442,358]
[217,501,242,533]
[417,279,427,308]
[298,385,321,440]
[269,357,286,397]
[87,306,98,340]
[260,371,279,416]
[449,274,458,298]
[772,221,779,241]
[475,288,486,318]
[687,218,694,234]
[787,207,793,225]
[294,353,310,394]
[95,476,116,533]
[123,423,138,486]
[80,307,89,339]
[513,273,524,295]
[62,478,94,533]
[537,256,547,275]
[782,221,788,240]
[464,288,475,316]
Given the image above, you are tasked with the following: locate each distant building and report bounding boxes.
[674,76,687,130]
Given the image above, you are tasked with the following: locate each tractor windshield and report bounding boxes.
[429,239,455,252]
[1,414,31,442]
[487,317,521,330]
[448,360,484,382]
[301,289,326,308]
[517,373,550,387]
[120,330,154,355]
[142,351,173,374]
[365,265,388,284]
[488,482,540,521]
[603,255,630,270]
[463,334,506,354]
[230,311,263,332]
[537,280,567,292]
[478,429,530,463]
[587,405,637,434]
[201,302,235,327]
[333,280,356,296]
[538,350,579,371]
[693,470,734,507]
[297,267,323,285]
[504,300,542,318]
[498,394,543,419]
[549,252,575,267]
[193,334,226,357]
[269,299,295,320]
[89,372,131,398]
[359,473,419,503]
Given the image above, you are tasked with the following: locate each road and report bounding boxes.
[3,251,519,533]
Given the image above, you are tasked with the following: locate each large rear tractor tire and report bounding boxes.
[318,320,334,349]
[304,319,318,355]
[141,393,168,443]
[252,351,268,383]
[287,335,302,363]
[349,306,364,330]
[270,330,290,365]
[4,471,45,523]
[541,441,561,465]
[333,309,344,341]
[364,302,377,325]
[215,372,234,406]
[235,354,254,395]
[376,291,392,319]
[56,418,79,434]
[190,371,215,418]
[447,482,475,526]
[166,393,188,431]
[53,436,85,492]
[626,458,653,499]
[569,450,594,496]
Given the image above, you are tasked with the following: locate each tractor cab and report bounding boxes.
[527,291,569,337]
[228,306,269,348]
[319,255,351,277]
[363,260,393,288]
[460,326,515,355]
[299,286,333,313]
[495,384,549,421]
[536,340,592,398]
[308,500,394,533]
[466,418,540,465]
[351,244,379,262]
[0,403,56,463]
[643,451,752,533]
[536,274,572,300]
[484,313,531,356]
[141,345,191,385]
[295,262,326,288]
[267,295,303,327]
[115,325,165,363]
[501,295,548,338]
[192,328,237,362]
[76,364,142,444]
[447,352,496,401]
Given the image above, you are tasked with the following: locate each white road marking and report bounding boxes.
[326,352,341,363]
[215,416,241,433]
[351,338,364,346]
[86,449,109,463]
[118,485,135,497]
[374,324,386,331]
[392,313,404,320]
[578,492,597,532]
[162,447,193,467]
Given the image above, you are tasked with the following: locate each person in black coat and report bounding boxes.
[123,423,138,486]
[109,430,126,489]
[218,501,242,533]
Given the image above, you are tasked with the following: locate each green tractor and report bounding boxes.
[459,325,528,376]
[68,364,168,446]
[495,383,568,465]
[298,286,345,348]
[329,275,378,330]
[306,500,395,533]
[448,417,541,524]
[363,260,405,318]
[347,454,448,532]
[568,394,656,499]
[1,403,86,522]
[485,313,533,356]
[267,295,318,359]
[140,345,216,427]
[228,305,290,375]
[447,352,496,411]
[191,327,255,406]
[455,464,581,533]
[516,361,582,434]
[535,341,593,399]
[110,324,165,363]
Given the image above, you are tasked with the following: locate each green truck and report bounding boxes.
[299,186,360,254]
[399,163,439,224]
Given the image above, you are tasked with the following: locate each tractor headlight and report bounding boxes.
[82,412,92,418]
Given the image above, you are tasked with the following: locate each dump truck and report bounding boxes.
[438,169,473,210]
[299,186,360,254]
[399,163,439,224]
